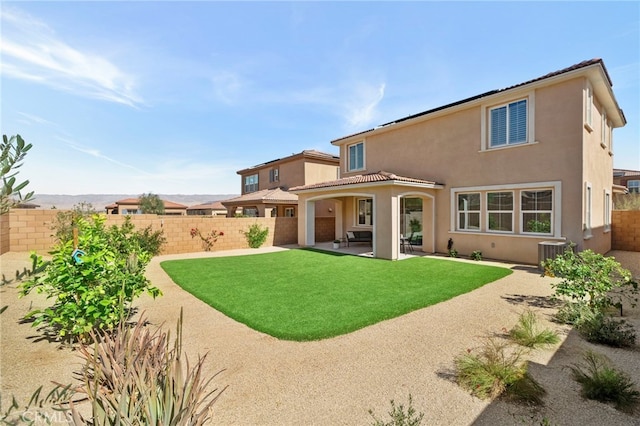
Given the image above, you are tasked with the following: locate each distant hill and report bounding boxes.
[30,194,239,211]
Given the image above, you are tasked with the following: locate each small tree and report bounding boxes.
[139,192,165,215]
[1,134,34,215]
[543,246,637,312]
[244,223,269,248]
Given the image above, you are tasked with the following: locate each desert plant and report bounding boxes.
[471,250,482,261]
[509,310,560,348]
[613,193,640,211]
[448,249,458,258]
[244,223,269,248]
[50,202,98,243]
[190,227,224,251]
[1,134,34,215]
[455,338,545,404]
[70,310,226,425]
[574,308,636,348]
[20,215,161,342]
[368,394,424,426]
[568,350,640,413]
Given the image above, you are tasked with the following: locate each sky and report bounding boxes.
[1,1,639,196]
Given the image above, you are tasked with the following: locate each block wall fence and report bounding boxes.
[611,210,640,252]
[1,209,636,256]
[0,210,334,256]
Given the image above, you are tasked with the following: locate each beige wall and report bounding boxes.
[0,209,298,256]
[323,73,620,264]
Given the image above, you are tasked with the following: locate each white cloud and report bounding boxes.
[343,82,386,130]
[56,136,152,175]
[0,7,142,107]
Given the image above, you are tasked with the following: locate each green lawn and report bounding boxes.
[160,249,512,341]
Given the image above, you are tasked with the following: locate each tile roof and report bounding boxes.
[290,171,442,192]
[221,187,298,204]
[187,201,227,210]
[332,59,610,144]
[106,198,187,209]
[613,168,640,177]
[237,149,339,174]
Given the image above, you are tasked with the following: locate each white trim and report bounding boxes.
[347,140,366,172]
[584,82,593,132]
[481,91,535,151]
[584,182,593,239]
[604,189,611,233]
[450,181,562,238]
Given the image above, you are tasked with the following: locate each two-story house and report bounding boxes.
[613,169,640,194]
[291,59,626,264]
[222,150,339,218]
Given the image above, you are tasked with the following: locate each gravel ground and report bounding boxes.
[1,248,639,425]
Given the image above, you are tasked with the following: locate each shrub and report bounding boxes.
[455,338,545,404]
[244,223,269,248]
[509,310,560,348]
[70,311,226,424]
[470,250,482,261]
[368,394,424,426]
[574,308,636,348]
[20,215,161,342]
[568,350,640,413]
[542,246,637,312]
[448,249,458,258]
[190,227,224,251]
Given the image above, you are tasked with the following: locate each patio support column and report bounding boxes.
[334,200,343,240]
[297,196,315,247]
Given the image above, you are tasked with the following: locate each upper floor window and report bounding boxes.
[521,190,552,235]
[604,190,611,232]
[490,99,528,148]
[629,180,640,194]
[269,168,279,183]
[348,141,364,171]
[457,193,480,231]
[601,112,608,148]
[244,174,258,193]
[585,84,593,131]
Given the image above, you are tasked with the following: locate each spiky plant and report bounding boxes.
[509,310,560,348]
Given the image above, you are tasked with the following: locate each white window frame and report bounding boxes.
[520,189,554,236]
[600,112,607,149]
[604,189,611,232]
[457,193,481,232]
[356,197,373,226]
[628,180,640,194]
[584,182,592,238]
[487,191,514,233]
[480,91,535,151]
[284,207,295,217]
[584,83,593,131]
[244,174,258,193]
[347,141,365,172]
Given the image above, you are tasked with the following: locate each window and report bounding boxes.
[490,99,527,147]
[244,174,258,193]
[629,180,640,194]
[604,190,611,232]
[601,112,607,148]
[357,198,373,226]
[457,193,480,231]
[487,192,513,232]
[348,142,364,171]
[269,168,279,183]
[243,207,258,217]
[585,84,593,130]
[521,190,552,234]
[284,207,295,217]
[584,183,592,237]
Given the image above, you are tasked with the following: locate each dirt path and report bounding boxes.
[1,249,639,425]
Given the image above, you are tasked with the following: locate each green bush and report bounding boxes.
[244,223,269,248]
[568,350,640,413]
[542,246,637,312]
[470,250,482,261]
[20,215,161,342]
[455,338,545,404]
[369,394,424,426]
[574,309,636,348]
[509,310,560,348]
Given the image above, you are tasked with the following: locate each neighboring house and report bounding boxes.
[222,150,340,217]
[186,200,230,216]
[105,198,188,215]
[613,169,640,194]
[291,59,626,264]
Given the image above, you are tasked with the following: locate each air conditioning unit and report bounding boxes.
[538,241,569,271]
